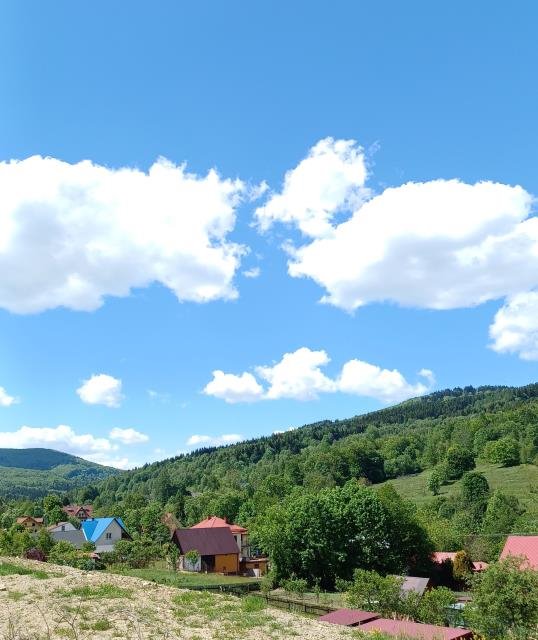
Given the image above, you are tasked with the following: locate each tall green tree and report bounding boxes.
[467,557,538,639]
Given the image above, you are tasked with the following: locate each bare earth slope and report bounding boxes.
[0,558,354,640]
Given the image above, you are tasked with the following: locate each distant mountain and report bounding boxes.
[0,448,120,499]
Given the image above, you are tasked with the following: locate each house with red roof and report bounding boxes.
[432,551,488,573]
[62,504,94,521]
[191,516,249,557]
[500,535,538,569]
[190,515,268,575]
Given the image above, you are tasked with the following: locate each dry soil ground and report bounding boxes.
[0,558,354,640]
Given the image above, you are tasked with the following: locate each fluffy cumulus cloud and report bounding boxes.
[255,138,538,358]
[0,155,248,313]
[76,374,123,408]
[287,178,534,311]
[256,347,335,400]
[109,427,149,444]
[255,138,369,239]
[203,371,264,404]
[489,291,538,360]
[0,424,114,453]
[186,433,243,447]
[0,386,18,407]
[204,347,433,404]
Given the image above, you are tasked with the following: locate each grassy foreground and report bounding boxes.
[109,565,261,589]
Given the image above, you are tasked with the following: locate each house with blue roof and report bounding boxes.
[81,517,131,553]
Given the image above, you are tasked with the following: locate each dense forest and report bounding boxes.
[3,383,538,567]
[59,383,538,561]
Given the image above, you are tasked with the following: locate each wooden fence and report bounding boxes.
[257,593,338,616]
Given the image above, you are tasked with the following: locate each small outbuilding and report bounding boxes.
[399,576,431,597]
[318,609,380,627]
[172,527,239,574]
[360,618,473,639]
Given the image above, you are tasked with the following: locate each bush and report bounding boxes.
[466,557,538,639]
[485,437,520,467]
[281,577,308,596]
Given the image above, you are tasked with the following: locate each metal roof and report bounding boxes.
[172,527,239,556]
[360,618,473,639]
[81,517,128,543]
[400,576,431,596]
[318,609,380,626]
[500,535,538,569]
[191,515,247,534]
[50,529,86,549]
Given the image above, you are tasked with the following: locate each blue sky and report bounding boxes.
[0,1,537,468]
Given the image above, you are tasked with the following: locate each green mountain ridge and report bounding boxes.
[0,448,120,499]
[88,382,538,527]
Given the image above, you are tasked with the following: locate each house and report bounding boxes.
[172,527,239,574]
[500,535,538,569]
[81,517,131,553]
[359,618,473,639]
[191,516,250,558]
[48,522,86,549]
[400,576,431,597]
[190,515,269,576]
[432,551,488,573]
[62,504,94,521]
[318,609,380,627]
[16,516,44,533]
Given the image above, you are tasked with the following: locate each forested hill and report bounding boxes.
[0,448,119,499]
[89,382,538,522]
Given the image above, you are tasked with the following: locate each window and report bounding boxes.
[61,525,65,531]
[106,532,112,540]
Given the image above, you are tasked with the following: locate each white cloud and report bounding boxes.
[256,139,538,333]
[203,371,264,404]
[256,347,335,400]
[0,155,249,313]
[255,138,369,239]
[109,427,149,444]
[186,433,243,447]
[0,386,18,407]
[338,360,434,404]
[243,266,261,278]
[0,424,114,453]
[77,374,123,408]
[489,291,538,360]
[203,347,433,404]
[286,178,534,311]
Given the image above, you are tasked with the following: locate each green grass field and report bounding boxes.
[108,565,261,590]
[376,463,538,509]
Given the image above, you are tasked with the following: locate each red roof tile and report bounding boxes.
[191,515,247,534]
[360,618,473,639]
[431,552,487,572]
[500,536,538,569]
[318,609,380,626]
